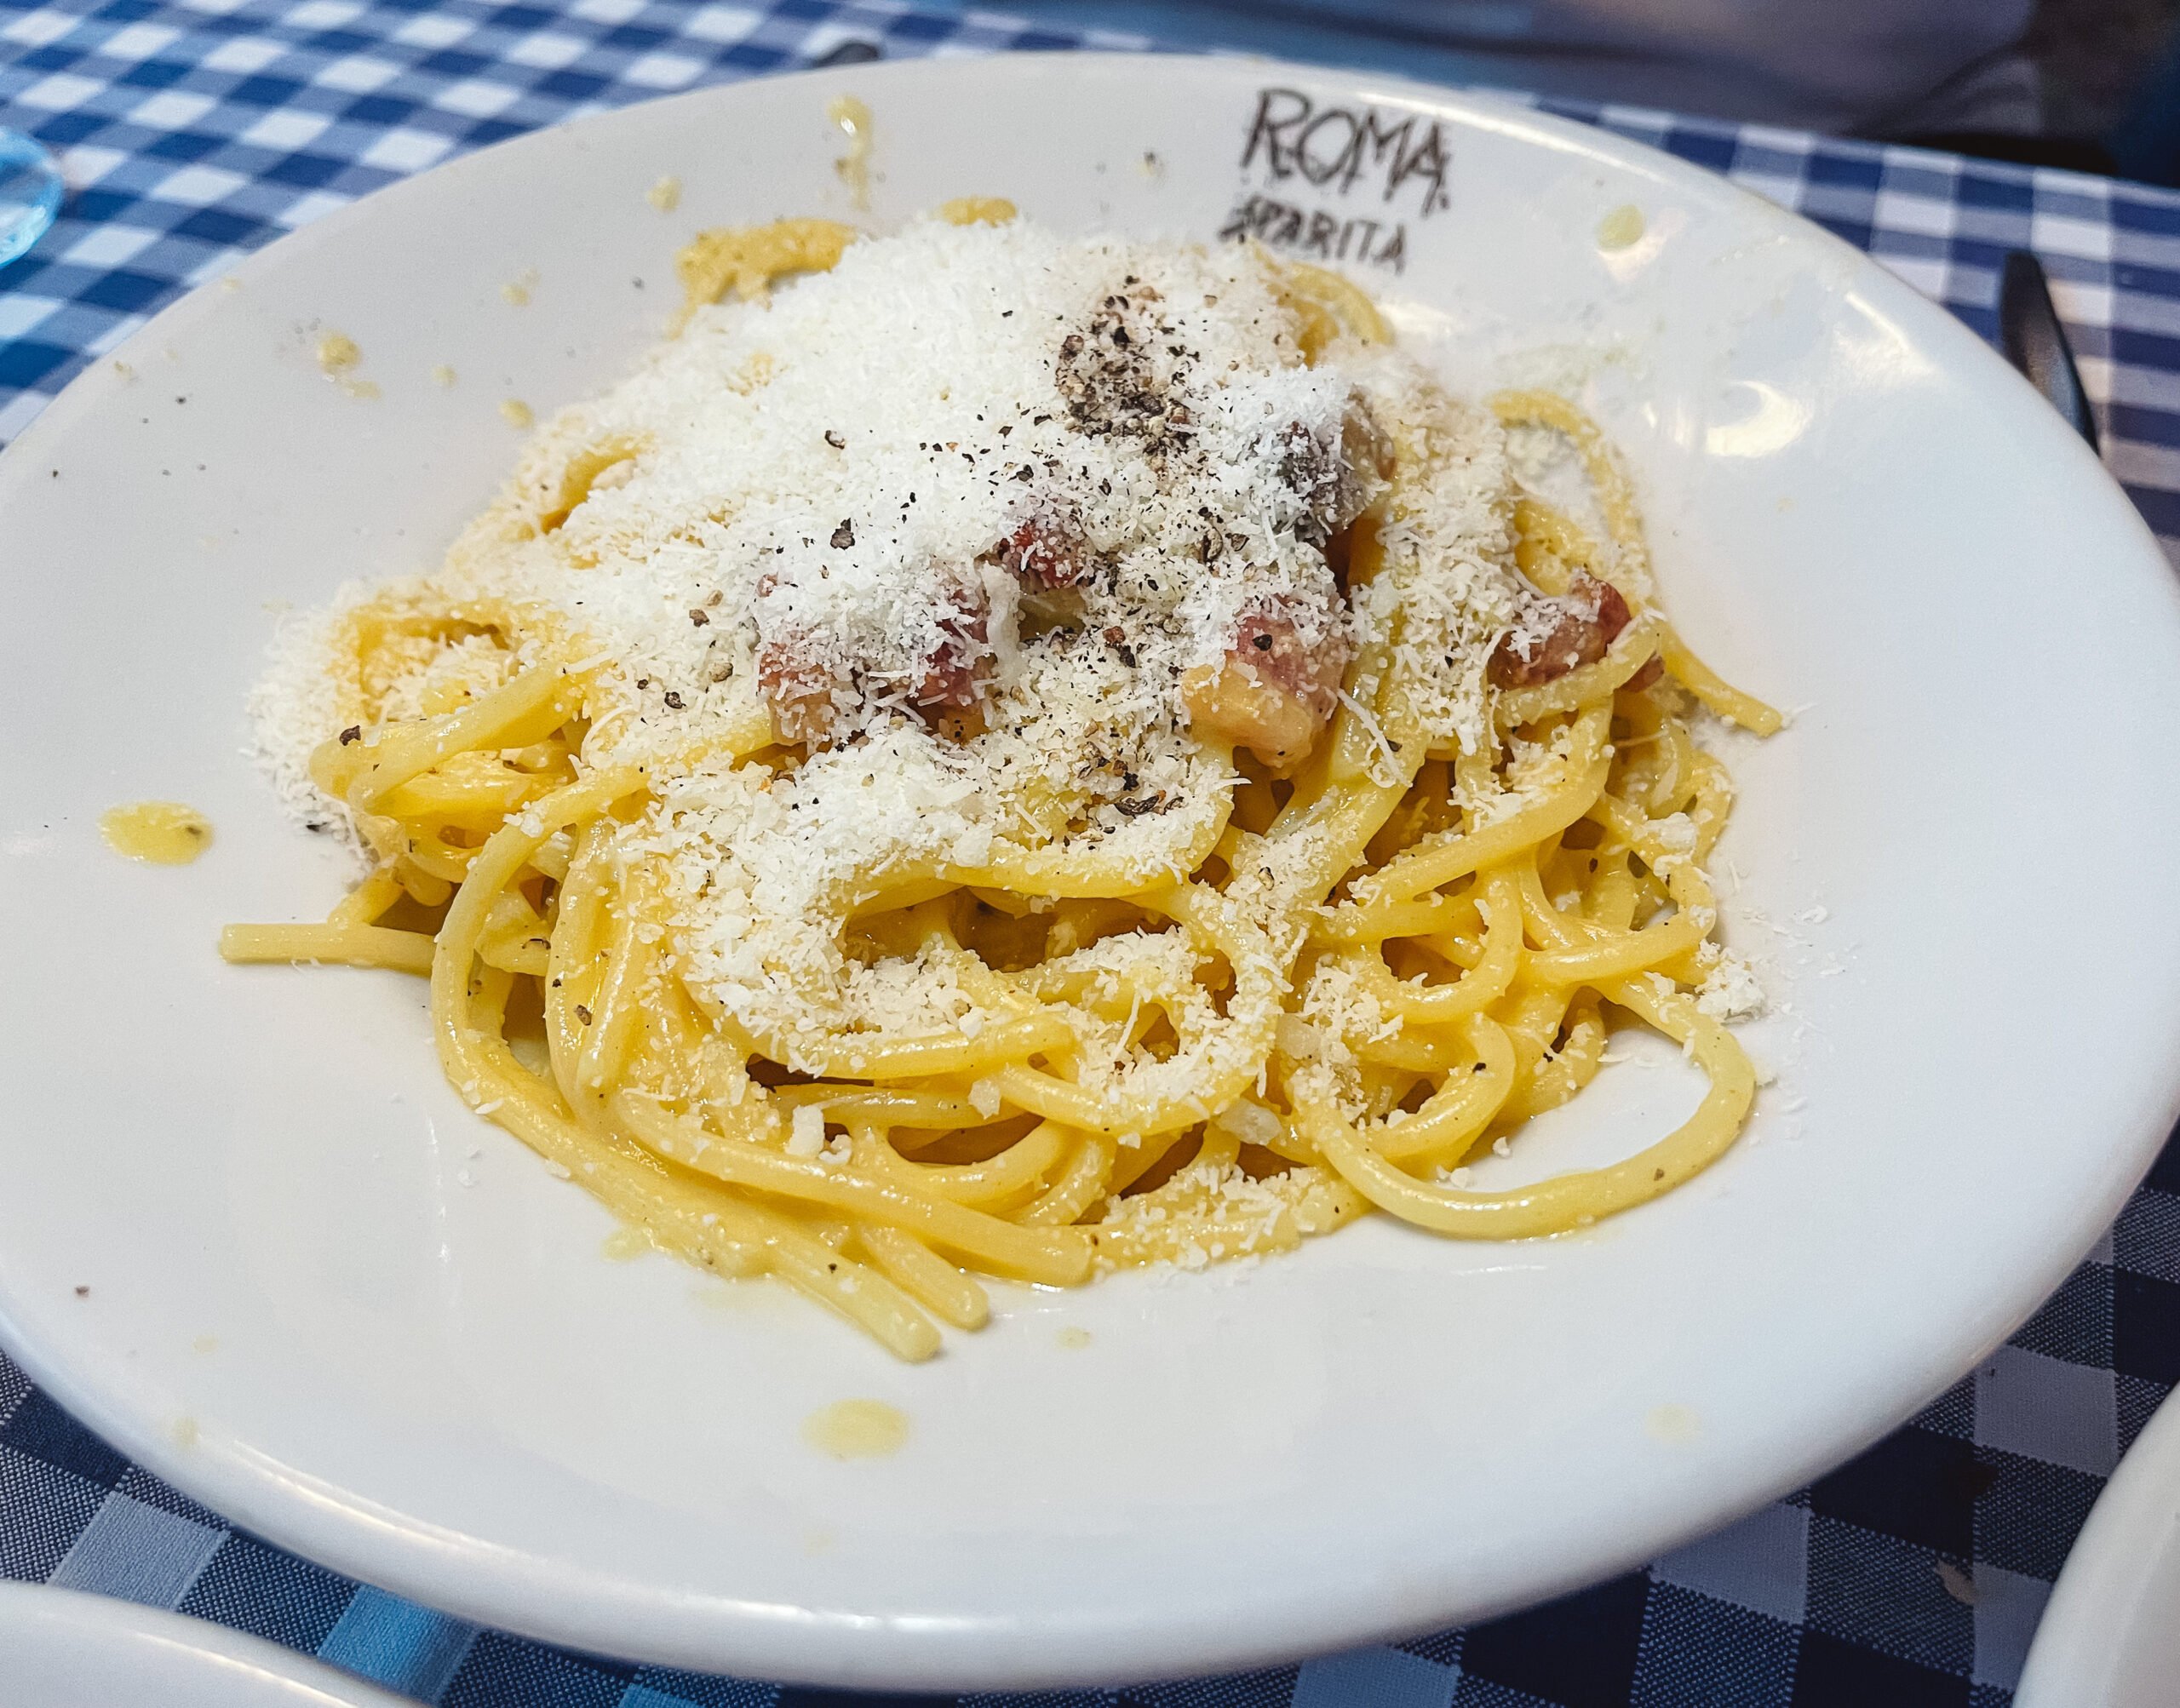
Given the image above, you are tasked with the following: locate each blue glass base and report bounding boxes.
[0,129,62,271]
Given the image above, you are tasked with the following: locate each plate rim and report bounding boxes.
[0,1580,413,1705]
[2016,1385,2180,1706]
[3,48,2178,1689]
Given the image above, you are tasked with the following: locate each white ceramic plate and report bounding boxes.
[0,1583,409,1707]
[2017,1387,2180,1706]
[3,53,2179,1692]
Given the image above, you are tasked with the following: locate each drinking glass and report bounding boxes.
[0,128,63,270]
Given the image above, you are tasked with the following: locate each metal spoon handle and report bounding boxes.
[2000,249,2100,452]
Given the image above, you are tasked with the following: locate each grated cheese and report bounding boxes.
[254,219,1535,1097]
[1693,942,1767,1023]
[787,1103,827,1157]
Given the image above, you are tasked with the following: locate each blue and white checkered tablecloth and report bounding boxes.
[4,2,2180,1703]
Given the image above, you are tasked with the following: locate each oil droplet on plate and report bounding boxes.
[1647,1402,1701,1443]
[315,330,360,376]
[171,1416,200,1448]
[648,174,682,212]
[600,1225,651,1262]
[827,94,873,210]
[803,1398,908,1460]
[101,801,212,864]
[501,398,535,429]
[1598,204,1645,252]
[1056,1326,1093,1350]
[314,332,376,398]
[432,364,457,387]
[937,196,1017,227]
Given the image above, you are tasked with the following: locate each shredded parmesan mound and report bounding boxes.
[258,220,1531,1059]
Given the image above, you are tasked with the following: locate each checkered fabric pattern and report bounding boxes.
[4,3,2180,1703]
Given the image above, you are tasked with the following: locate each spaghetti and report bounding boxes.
[227,212,1777,1359]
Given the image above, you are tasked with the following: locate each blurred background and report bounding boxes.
[917,0,2180,182]
[2036,0,2180,171]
